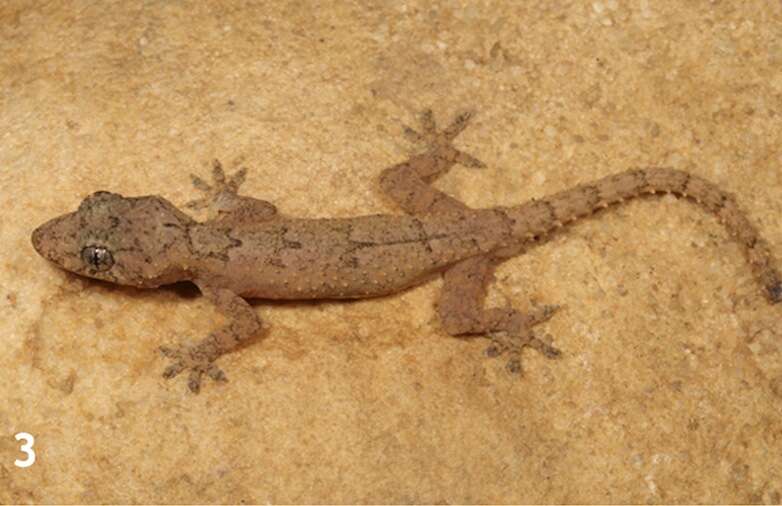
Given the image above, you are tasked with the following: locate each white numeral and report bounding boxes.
[14,432,35,468]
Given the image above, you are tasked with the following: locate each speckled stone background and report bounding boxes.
[2,1,782,503]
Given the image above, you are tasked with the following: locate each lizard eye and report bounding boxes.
[81,245,114,271]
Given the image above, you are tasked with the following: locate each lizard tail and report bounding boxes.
[505,167,782,304]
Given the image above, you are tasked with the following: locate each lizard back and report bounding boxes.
[188,211,510,299]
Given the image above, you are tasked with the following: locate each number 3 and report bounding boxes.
[14,432,35,468]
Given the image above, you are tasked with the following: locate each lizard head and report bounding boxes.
[32,191,195,288]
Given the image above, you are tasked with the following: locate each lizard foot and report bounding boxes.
[403,109,486,169]
[160,344,227,393]
[186,159,248,211]
[484,304,562,375]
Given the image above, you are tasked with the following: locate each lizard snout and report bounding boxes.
[30,213,79,267]
[31,222,51,258]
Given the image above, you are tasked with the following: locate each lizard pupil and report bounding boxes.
[81,245,114,271]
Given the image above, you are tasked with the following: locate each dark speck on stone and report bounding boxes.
[769,281,782,304]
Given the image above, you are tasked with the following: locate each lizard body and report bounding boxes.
[183,211,510,300]
[32,110,782,392]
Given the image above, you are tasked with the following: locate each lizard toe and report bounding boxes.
[187,370,203,393]
[529,333,562,359]
[211,159,227,183]
[505,355,523,375]
[184,197,210,210]
[486,329,524,361]
[485,343,502,358]
[527,304,561,326]
[163,362,185,379]
[402,125,424,144]
[207,363,227,382]
[227,167,247,193]
[159,345,181,359]
[454,150,486,169]
[419,109,437,135]
[442,110,476,141]
[190,173,214,192]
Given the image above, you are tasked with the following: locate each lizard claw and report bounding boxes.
[159,343,227,393]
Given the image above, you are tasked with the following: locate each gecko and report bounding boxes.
[31,110,782,393]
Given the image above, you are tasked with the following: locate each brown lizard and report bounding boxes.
[31,110,782,393]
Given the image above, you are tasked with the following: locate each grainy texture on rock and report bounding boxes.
[3,1,782,503]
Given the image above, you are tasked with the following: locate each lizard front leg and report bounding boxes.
[379,109,485,215]
[188,159,279,225]
[160,281,261,393]
[439,256,561,374]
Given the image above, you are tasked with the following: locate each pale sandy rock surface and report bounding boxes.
[2,1,782,503]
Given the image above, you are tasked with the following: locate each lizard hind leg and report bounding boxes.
[438,256,562,375]
[379,109,486,216]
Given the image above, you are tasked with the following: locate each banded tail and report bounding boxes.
[506,168,781,303]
